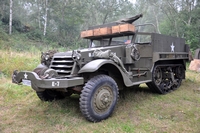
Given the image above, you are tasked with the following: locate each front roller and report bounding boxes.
[79,74,119,122]
[33,65,67,101]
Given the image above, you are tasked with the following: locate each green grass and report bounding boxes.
[0,32,78,54]
[1,51,200,132]
[0,50,40,78]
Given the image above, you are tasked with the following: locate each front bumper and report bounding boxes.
[12,70,84,91]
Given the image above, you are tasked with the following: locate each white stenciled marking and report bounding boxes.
[52,81,60,87]
[171,43,175,52]
[24,73,28,79]
[88,53,92,57]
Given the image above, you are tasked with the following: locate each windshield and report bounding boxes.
[90,36,133,48]
[134,34,152,45]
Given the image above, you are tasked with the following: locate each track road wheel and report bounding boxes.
[147,65,167,94]
[36,90,66,101]
[80,75,119,122]
[173,65,184,90]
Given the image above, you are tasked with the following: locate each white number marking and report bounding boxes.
[52,81,60,87]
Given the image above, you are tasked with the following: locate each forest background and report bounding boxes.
[0,0,199,52]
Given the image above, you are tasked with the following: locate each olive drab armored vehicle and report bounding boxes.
[12,14,191,122]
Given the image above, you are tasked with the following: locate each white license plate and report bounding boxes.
[22,79,31,86]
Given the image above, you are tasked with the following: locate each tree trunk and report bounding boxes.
[43,0,48,36]
[175,20,179,37]
[37,0,41,29]
[102,12,109,24]
[9,0,13,35]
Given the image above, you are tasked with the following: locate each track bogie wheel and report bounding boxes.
[148,64,184,94]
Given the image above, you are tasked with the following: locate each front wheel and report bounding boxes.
[80,74,119,122]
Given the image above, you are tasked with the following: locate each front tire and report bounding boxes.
[80,74,119,122]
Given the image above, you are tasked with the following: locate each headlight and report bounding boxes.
[72,50,81,61]
[45,55,49,60]
[76,52,81,60]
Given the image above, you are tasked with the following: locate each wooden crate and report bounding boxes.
[80,30,93,38]
[112,24,135,34]
[93,27,112,36]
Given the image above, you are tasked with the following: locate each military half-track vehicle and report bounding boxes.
[12,14,191,122]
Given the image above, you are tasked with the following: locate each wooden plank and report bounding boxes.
[93,28,101,36]
[80,30,93,38]
[88,22,120,30]
[112,24,135,34]
[81,23,135,38]
[93,27,112,36]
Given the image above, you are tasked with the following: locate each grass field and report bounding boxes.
[0,51,200,133]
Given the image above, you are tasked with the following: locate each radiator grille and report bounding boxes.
[50,56,74,75]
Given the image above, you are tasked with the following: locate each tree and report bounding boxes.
[9,0,13,35]
[1,0,199,50]
[133,0,200,50]
[43,0,48,36]
[37,0,41,29]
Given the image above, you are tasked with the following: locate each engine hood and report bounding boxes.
[53,47,102,57]
[53,45,125,58]
[54,51,73,56]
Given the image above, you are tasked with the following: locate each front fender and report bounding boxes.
[78,59,134,87]
[78,59,115,73]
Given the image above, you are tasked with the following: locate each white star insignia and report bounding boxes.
[171,43,175,52]
[24,73,28,79]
